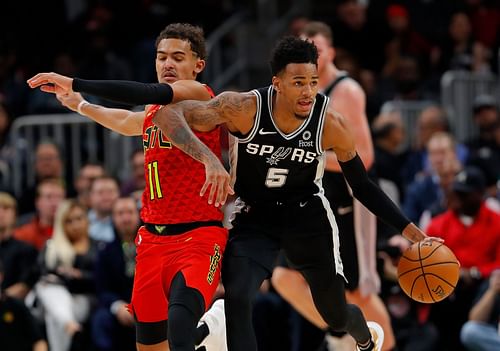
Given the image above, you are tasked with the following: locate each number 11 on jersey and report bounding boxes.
[148,161,163,200]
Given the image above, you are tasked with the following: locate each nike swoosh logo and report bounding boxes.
[337,206,353,215]
[299,201,308,207]
[259,128,277,135]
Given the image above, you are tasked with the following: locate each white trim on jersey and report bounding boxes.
[314,154,345,280]
[315,95,330,155]
[228,134,238,188]
[237,89,262,143]
[266,86,317,141]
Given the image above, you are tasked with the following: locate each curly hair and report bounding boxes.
[270,36,318,76]
[155,23,207,59]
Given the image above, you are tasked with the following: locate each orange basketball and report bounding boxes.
[397,241,460,303]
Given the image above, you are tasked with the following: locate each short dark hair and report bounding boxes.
[270,36,318,76]
[155,23,207,59]
[301,21,334,46]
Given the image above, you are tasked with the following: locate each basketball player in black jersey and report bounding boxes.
[270,22,396,350]
[150,36,443,351]
[32,35,441,351]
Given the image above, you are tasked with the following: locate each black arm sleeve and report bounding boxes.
[339,154,410,232]
[72,78,174,105]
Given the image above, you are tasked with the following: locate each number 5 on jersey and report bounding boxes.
[265,167,289,188]
[148,161,163,200]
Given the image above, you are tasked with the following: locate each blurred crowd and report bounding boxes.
[1,0,500,351]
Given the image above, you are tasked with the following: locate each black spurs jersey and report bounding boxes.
[230,86,330,204]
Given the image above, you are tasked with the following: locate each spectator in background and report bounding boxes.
[91,196,139,351]
[418,157,463,229]
[466,94,500,197]
[426,166,500,350]
[27,52,78,114]
[402,104,468,185]
[460,268,500,351]
[78,27,133,100]
[371,110,407,202]
[432,11,491,74]
[15,178,66,250]
[331,0,386,73]
[88,175,119,243]
[36,200,99,351]
[0,100,12,149]
[73,162,105,209]
[120,149,145,201]
[463,0,500,50]
[381,4,433,79]
[403,132,460,223]
[378,54,430,103]
[0,100,13,192]
[0,259,48,351]
[18,141,64,215]
[0,192,38,300]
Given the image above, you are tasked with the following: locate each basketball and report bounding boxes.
[397,241,460,303]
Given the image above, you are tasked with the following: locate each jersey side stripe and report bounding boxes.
[316,95,329,155]
[314,154,345,280]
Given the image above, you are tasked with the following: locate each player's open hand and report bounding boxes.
[27,72,74,94]
[200,157,234,207]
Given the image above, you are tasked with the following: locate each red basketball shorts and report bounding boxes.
[129,225,228,323]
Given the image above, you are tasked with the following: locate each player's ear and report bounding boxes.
[330,46,336,61]
[194,59,206,74]
[272,76,280,93]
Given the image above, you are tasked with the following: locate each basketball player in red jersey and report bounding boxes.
[28,23,232,351]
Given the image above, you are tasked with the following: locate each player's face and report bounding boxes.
[274,63,319,120]
[156,38,206,84]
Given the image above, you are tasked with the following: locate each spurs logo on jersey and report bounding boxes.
[266,146,291,165]
[229,86,330,203]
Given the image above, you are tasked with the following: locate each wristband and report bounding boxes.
[77,100,89,115]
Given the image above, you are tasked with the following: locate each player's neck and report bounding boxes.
[272,96,307,133]
[319,64,339,91]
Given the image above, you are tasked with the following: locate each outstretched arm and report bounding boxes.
[322,110,442,244]
[27,73,212,135]
[27,73,148,136]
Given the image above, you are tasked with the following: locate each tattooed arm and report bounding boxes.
[152,91,256,206]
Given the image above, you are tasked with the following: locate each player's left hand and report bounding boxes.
[402,223,444,244]
[200,158,234,207]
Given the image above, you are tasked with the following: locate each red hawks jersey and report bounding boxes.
[140,104,224,224]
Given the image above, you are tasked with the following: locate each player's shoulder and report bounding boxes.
[324,108,347,126]
[330,77,364,99]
